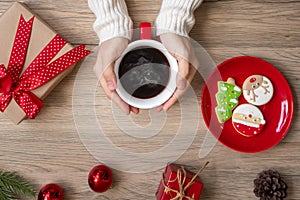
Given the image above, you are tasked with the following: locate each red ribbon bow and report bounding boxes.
[0,15,90,119]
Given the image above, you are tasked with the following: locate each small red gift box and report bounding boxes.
[156,162,209,200]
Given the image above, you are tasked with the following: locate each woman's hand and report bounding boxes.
[94,37,139,115]
[158,33,199,112]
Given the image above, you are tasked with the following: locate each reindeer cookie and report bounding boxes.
[242,75,274,106]
[232,104,266,137]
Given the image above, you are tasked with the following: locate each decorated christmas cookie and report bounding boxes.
[215,78,242,123]
[232,104,266,137]
[243,75,274,106]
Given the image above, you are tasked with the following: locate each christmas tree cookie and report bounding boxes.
[215,78,242,123]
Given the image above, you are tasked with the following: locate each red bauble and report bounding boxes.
[38,184,64,200]
[88,165,113,193]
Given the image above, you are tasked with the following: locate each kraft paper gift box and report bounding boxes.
[0,2,90,124]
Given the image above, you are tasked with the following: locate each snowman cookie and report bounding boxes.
[242,75,274,106]
[232,104,266,137]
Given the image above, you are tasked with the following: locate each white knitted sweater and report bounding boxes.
[88,0,203,43]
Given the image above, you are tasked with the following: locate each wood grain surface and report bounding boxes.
[0,0,299,199]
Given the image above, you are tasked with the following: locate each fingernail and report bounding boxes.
[157,107,163,112]
[123,109,130,115]
[107,81,115,90]
[163,106,169,112]
[131,107,139,114]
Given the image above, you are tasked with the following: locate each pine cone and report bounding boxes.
[254,169,288,200]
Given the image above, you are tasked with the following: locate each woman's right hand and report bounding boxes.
[94,37,139,115]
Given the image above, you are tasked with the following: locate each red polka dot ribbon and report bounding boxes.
[0,15,91,119]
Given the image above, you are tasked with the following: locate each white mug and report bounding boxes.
[114,22,178,109]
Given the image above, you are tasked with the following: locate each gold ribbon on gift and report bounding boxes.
[162,161,209,200]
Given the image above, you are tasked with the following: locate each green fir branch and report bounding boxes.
[0,186,15,200]
[0,170,36,200]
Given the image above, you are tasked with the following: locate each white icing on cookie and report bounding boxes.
[242,75,274,106]
[234,86,241,92]
[221,86,228,91]
[230,99,238,104]
[217,107,226,112]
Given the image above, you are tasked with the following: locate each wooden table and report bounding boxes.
[0,0,299,199]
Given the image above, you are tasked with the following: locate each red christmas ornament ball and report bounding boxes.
[88,165,113,193]
[38,183,64,200]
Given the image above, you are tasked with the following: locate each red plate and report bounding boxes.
[201,56,294,153]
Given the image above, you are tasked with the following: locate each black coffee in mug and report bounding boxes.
[118,47,170,99]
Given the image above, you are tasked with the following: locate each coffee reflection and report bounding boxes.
[119,47,170,99]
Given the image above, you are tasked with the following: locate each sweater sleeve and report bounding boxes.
[155,0,203,37]
[88,0,133,44]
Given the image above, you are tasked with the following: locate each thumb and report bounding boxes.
[176,57,190,90]
[102,63,117,91]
